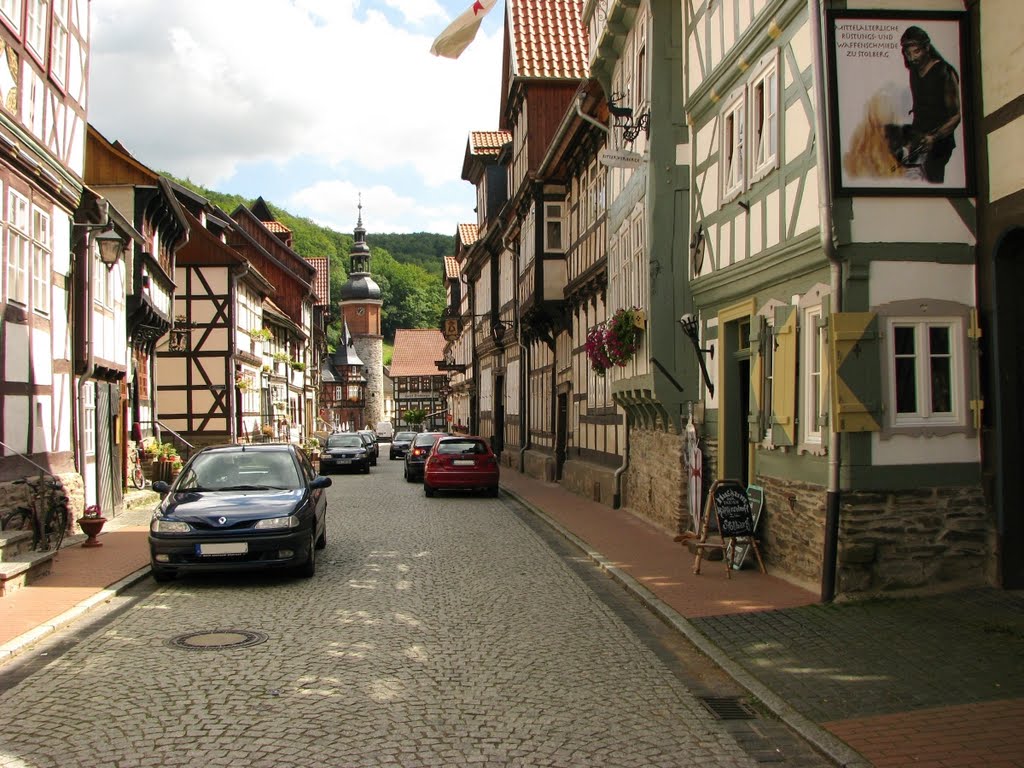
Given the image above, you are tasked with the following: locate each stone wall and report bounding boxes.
[355,337,384,428]
[522,448,553,482]
[561,457,619,506]
[836,486,993,595]
[752,475,993,596]
[622,427,687,533]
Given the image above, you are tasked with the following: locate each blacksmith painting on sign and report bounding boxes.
[827,11,971,195]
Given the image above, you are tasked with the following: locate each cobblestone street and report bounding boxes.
[0,461,831,767]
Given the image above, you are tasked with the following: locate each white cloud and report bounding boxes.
[88,0,502,233]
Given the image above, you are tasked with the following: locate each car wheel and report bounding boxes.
[424,484,435,497]
[405,469,414,483]
[152,568,175,583]
[362,464,370,474]
[298,532,316,578]
[315,521,327,550]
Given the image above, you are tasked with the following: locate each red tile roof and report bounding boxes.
[389,329,447,377]
[263,220,291,234]
[469,130,511,156]
[509,0,588,80]
[308,257,330,305]
[458,223,479,246]
[444,256,461,280]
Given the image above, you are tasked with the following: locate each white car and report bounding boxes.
[375,421,394,441]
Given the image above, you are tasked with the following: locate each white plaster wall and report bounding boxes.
[870,262,976,308]
[720,219,732,268]
[784,100,811,166]
[988,118,1024,203]
[33,329,52,384]
[981,0,1024,115]
[750,199,763,254]
[873,432,979,466]
[765,190,781,249]
[850,199,976,244]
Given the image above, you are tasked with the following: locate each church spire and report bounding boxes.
[350,196,371,275]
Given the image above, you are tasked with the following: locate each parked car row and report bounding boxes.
[145,430,500,584]
[402,432,500,498]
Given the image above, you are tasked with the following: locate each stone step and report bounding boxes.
[0,529,36,562]
[0,548,55,597]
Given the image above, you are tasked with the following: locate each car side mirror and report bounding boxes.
[311,476,332,489]
[152,480,171,495]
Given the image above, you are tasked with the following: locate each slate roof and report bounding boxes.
[509,0,588,80]
[308,257,330,306]
[458,223,479,246]
[389,329,447,378]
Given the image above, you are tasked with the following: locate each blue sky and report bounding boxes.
[88,0,504,236]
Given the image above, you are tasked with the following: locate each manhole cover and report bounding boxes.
[168,629,268,651]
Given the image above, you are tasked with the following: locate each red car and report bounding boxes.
[423,436,500,497]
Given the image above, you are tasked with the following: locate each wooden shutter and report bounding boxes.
[771,305,797,446]
[748,314,767,442]
[828,311,882,432]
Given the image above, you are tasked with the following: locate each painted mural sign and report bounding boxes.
[827,10,972,196]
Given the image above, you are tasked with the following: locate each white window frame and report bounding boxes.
[25,0,45,61]
[801,305,825,446]
[0,0,22,34]
[543,202,565,253]
[750,52,780,180]
[720,90,746,202]
[887,317,963,428]
[30,204,49,315]
[49,0,66,87]
[7,189,30,306]
[83,380,95,456]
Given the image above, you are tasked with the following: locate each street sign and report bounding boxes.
[599,148,645,169]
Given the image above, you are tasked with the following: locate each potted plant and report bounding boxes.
[290,360,306,372]
[304,437,321,464]
[169,454,183,480]
[250,328,273,342]
[586,307,644,376]
[77,504,106,548]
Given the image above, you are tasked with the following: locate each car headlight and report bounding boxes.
[151,519,191,534]
[254,515,300,530]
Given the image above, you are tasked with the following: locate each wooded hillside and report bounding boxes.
[165,176,449,348]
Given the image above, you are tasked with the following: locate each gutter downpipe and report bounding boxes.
[576,92,628,508]
[809,0,842,602]
[510,239,529,471]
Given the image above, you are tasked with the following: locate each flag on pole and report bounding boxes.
[430,0,498,59]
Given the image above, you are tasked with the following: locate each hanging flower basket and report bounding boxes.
[586,307,644,376]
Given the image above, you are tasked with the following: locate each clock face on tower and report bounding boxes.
[356,307,365,316]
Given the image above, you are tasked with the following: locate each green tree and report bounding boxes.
[402,407,427,428]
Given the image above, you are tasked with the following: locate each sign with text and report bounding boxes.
[826,10,972,196]
[712,480,755,538]
[599,148,645,169]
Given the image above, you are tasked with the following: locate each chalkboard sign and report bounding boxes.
[712,480,755,538]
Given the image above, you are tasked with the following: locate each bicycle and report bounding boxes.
[126,442,146,490]
[10,471,71,552]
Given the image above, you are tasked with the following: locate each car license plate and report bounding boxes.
[196,542,248,556]
[453,459,475,466]
[339,459,352,464]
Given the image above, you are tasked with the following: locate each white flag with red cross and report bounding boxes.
[430,0,498,59]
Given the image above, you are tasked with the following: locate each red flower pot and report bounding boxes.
[78,516,107,548]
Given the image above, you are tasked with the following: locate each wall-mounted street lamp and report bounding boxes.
[679,313,715,399]
[94,226,127,269]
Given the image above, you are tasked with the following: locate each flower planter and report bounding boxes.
[78,516,107,547]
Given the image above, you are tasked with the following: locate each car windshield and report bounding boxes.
[327,435,364,449]
[176,450,301,490]
[413,433,444,447]
[395,432,417,442]
[436,439,488,455]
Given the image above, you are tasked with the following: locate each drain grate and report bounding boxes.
[168,629,269,651]
[699,696,757,720]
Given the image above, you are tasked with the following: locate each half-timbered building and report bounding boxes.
[390,329,448,432]
[498,0,589,481]
[533,81,621,502]
[584,0,695,532]
[0,0,90,513]
[685,0,987,596]
[84,128,187,502]
[973,0,1024,588]
[460,130,510,453]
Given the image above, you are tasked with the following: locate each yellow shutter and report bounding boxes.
[828,312,882,432]
[771,306,797,446]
